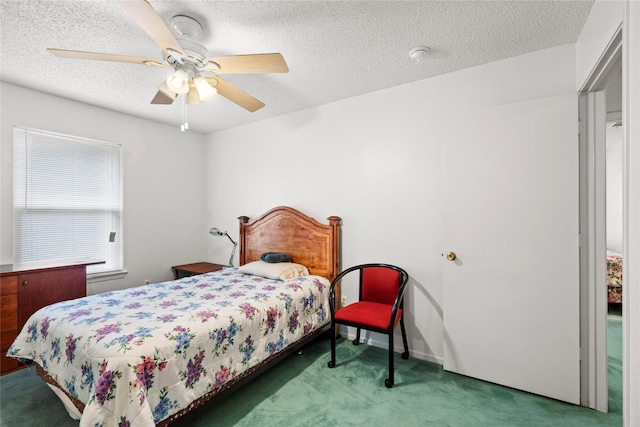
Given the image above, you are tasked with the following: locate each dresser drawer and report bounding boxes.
[0,293,18,333]
[1,330,17,353]
[1,330,20,374]
[0,353,24,374]
[1,276,18,295]
[0,352,20,374]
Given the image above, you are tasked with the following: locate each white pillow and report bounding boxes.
[237,260,309,280]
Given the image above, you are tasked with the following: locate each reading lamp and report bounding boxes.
[209,228,237,267]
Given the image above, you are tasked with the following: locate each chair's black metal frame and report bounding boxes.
[327,263,410,388]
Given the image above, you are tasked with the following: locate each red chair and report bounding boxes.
[327,263,409,388]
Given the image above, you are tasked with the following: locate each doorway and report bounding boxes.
[604,65,623,415]
[578,28,622,412]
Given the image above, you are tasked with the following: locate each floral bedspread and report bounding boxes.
[8,268,330,426]
[607,255,623,303]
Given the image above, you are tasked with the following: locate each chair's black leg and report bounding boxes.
[400,316,409,359]
[385,331,395,388]
[353,327,361,346]
[327,322,336,368]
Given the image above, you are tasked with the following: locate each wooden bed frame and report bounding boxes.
[34,206,341,425]
[239,206,341,282]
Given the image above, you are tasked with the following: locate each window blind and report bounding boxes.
[13,127,123,275]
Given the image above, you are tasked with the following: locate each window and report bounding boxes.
[13,127,123,275]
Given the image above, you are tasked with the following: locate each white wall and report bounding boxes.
[204,44,577,363]
[0,83,207,294]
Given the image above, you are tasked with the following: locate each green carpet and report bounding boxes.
[1,316,623,426]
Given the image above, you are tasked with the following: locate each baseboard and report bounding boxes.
[338,326,443,365]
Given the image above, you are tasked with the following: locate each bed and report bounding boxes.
[7,206,341,426]
[606,253,623,303]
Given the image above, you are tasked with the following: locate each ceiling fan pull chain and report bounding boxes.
[180,98,185,132]
[181,96,189,131]
[184,97,189,130]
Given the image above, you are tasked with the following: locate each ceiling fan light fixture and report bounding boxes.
[194,76,217,101]
[166,69,190,94]
[186,85,204,105]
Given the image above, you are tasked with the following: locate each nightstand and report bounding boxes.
[171,262,225,280]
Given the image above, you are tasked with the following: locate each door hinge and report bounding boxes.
[578,119,587,143]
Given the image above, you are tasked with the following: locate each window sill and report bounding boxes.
[87,270,128,283]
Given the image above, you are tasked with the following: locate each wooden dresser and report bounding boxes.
[0,259,103,375]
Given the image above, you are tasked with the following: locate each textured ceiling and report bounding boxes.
[0,0,594,134]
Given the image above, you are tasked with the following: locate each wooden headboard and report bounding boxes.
[238,206,341,281]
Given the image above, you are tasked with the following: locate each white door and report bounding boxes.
[442,94,581,404]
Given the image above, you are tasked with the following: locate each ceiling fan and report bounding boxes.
[47,0,288,117]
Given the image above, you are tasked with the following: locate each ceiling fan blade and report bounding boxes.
[207,77,265,112]
[151,80,178,104]
[118,0,186,57]
[47,48,168,67]
[151,90,175,104]
[204,53,289,74]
